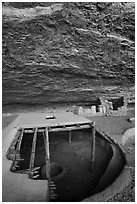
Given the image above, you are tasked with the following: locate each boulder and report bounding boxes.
[128,117,135,122]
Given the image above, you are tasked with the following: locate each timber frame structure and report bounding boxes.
[6,112,96,184]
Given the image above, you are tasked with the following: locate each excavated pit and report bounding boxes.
[40,162,65,180]
[12,128,126,202]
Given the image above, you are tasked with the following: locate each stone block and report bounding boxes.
[99,105,103,113]
[118,107,122,111]
[84,108,92,116]
[72,106,79,115]
[102,105,106,115]
[78,107,84,115]
[95,112,102,116]
[108,102,113,110]
[91,106,96,115]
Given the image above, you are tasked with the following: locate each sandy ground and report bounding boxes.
[2,105,135,202]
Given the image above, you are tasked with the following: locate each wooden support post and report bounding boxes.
[16,128,24,152]
[91,121,95,171]
[43,129,58,201]
[29,128,38,177]
[6,128,22,160]
[44,127,50,182]
[69,131,72,143]
[15,128,24,160]
[10,128,24,171]
[11,128,22,147]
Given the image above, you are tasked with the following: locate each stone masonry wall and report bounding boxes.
[68,97,127,117]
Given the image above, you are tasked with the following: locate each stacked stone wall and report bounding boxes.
[68,97,127,117]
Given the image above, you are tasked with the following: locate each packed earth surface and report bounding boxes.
[2,105,135,202]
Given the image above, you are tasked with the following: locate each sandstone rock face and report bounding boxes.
[2,2,135,109]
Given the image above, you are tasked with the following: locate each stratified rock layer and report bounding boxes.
[2,2,135,108]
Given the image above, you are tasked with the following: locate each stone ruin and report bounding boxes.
[68,97,127,117]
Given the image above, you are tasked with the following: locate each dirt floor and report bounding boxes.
[2,105,135,202]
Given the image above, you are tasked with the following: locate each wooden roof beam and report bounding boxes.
[23,123,91,133]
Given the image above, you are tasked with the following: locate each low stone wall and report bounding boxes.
[68,105,127,117]
[67,97,127,117]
